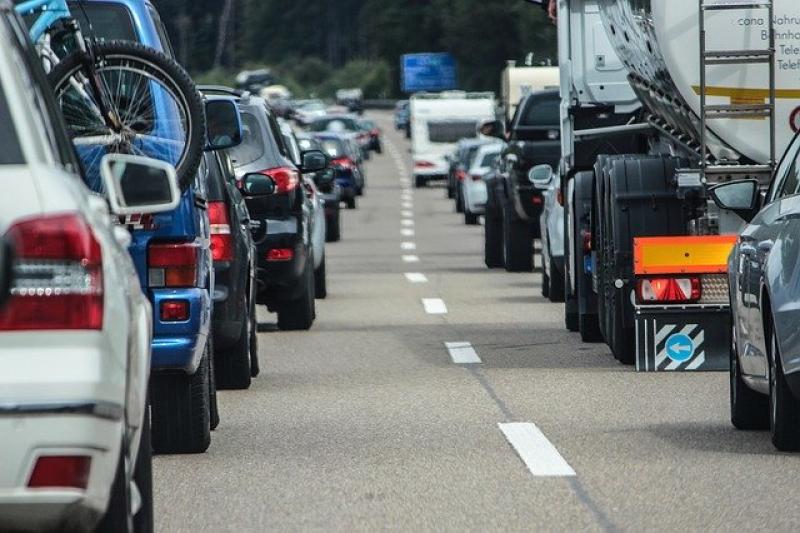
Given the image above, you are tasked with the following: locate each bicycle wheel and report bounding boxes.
[49,40,205,191]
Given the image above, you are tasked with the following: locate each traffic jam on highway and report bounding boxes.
[2,0,800,531]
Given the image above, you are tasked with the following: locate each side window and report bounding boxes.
[149,7,177,58]
[770,136,800,201]
[267,110,289,157]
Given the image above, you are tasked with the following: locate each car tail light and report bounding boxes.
[332,157,354,170]
[208,201,233,262]
[266,248,294,262]
[0,214,103,331]
[636,277,701,304]
[160,299,189,321]
[258,167,300,194]
[415,161,435,168]
[148,242,199,288]
[28,456,91,489]
[455,169,467,182]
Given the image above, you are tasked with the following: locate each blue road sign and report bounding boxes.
[665,333,695,363]
[401,53,458,93]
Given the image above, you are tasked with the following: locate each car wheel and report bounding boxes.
[464,210,479,225]
[730,324,768,430]
[150,347,211,454]
[326,209,341,242]
[415,175,426,188]
[502,198,533,272]
[548,254,565,303]
[277,261,315,331]
[132,403,154,532]
[345,197,357,210]
[215,314,252,390]
[96,440,133,532]
[249,296,260,378]
[315,254,327,299]
[208,339,220,431]
[769,323,800,450]
[484,204,504,268]
[456,185,464,213]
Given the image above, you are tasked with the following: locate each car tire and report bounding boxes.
[502,199,533,272]
[208,339,219,431]
[456,185,465,213]
[541,269,550,299]
[249,297,260,378]
[548,255,565,303]
[277,262,315,331]
[150,348,211,454]
[447,185,455,199]
[415,175,426,188]
[326,210,341,242]
[464,210,479,225]
[315,255,327,299]
[484,204,504,268]
[730,325,768,430]
[769,324,800,450]
[215,316,252,390]
[345,196,356,210]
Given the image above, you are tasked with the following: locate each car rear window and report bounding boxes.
[228,112,265,167]
[520,97,560,127]
[0,84,24,165]
[67,2,137,42]
[429,121,478,144]
[320,139,346,158]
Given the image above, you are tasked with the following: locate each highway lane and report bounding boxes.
[154,112,800,532]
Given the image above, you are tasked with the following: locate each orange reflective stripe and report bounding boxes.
[633,236,737,275]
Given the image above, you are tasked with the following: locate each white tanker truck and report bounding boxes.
[530,0,800,370]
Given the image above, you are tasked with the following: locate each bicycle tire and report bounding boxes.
[49,40,205,190]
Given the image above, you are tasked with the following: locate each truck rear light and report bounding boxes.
[636,277,701,304]
[415,161,435,168]
[148,242,199,288]
[266,248,294,262]
[0,214,103,331]
[581,229,592,252]
[28,456,91,489]
[208,201,234,262]
[259,167,300,194]
[160,299,189,321]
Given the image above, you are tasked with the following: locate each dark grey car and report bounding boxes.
[714,132,800,451]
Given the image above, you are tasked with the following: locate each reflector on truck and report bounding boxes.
[633,236,737,275]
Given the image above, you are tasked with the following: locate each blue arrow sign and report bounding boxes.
[665,333,695,363]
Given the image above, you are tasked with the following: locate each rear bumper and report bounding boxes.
[212,263,247,348]
[256,236,309,306]
[151,287,209,373]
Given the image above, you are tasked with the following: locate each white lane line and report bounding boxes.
[401,210,414,218]
[401,241,417,250]
[422,298,447,314]
[401,201,414,209]
[402,255,420,263]
[401,228,415,237]
[401,219,415,227]
[445,342,481,364]
[404,272,428,283]
[498,423,576,477]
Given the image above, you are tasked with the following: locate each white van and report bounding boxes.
[410,91,496,187]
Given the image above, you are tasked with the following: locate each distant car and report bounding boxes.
[206,148,259,389]
[462,142,503,225]
[358,118,382,153]
[336,88,364,115]
[713,133,800,451]
[297,134,342,242]
[308,114,371,159]
[235,68,274,93]
[314,132,365,209]
[294,99,327,126]
[395,100,410,132]
[448,138,491,204]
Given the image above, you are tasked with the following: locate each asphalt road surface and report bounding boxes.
[154,113,800,532]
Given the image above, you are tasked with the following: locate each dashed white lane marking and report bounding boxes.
[422,298,448,314]
[401,228,415,237]
[402,201,414,209]
[402,255,420,263]
[498,423,576,477]
[401,210,414,218]
[445,342,481,364]
[404,273,428,283]
[401,242,416,250]
[401,219,415,227]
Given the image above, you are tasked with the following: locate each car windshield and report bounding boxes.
[320,139,346,158]
[0,83,24,165]
[228,112,265,166]
[310,117,359,132]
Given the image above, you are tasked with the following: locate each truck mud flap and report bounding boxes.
[635,307,730,372]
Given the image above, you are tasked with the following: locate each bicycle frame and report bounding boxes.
[15,0,72,43]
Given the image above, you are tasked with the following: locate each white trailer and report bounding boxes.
[409,91,496,188]
[501,62,560,121]
[535,0,800,370]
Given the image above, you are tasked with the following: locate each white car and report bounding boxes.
[462,142,503,225]
[530,164,565,302]
[0,10,179,531]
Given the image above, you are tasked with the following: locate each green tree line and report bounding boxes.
[152,0,557,98]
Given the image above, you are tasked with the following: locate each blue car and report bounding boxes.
[312,132,364,209]
[72,0,239,454]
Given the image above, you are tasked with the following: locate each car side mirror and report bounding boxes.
[710,179,761,222]
[300,149,329,173]
[242,173,276,196]
[478,118,505,140]
[205,99,243,151]
[0,237,13,310]
[101,154,181,216]
[314,168,336,187]
[528,164,554,190]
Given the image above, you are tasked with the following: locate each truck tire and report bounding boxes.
[465,210,479,225]
[730,325,768,430]
[278,261,315,331]
[548,254,565,303]
[315,254,327,299]
[415,175,426,188]
[215,315,252,390]
[503,198,533,272]
[151,348,211,454]
[484,202,505,268]
[573,170,601,342]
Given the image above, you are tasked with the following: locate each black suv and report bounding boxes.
[484,89,561,272]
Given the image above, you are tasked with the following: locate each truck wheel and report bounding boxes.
[132,403,153,532]
[151,348,211,454]
[548,255,565,303]
[503,198,533,272]
[574,170,601,342]
[484,204,504,268]
[326,209,341,242]
[730,325,768,430]
[579,315,602,342]
[541,269,550,299]
[215,315,252,390]
[415,175,426,188]
[315,255,327,299]
[769,324,800,450]
[278,262,315,331]
[345,196,356,210]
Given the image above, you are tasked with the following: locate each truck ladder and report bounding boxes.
[699,0,776,181]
